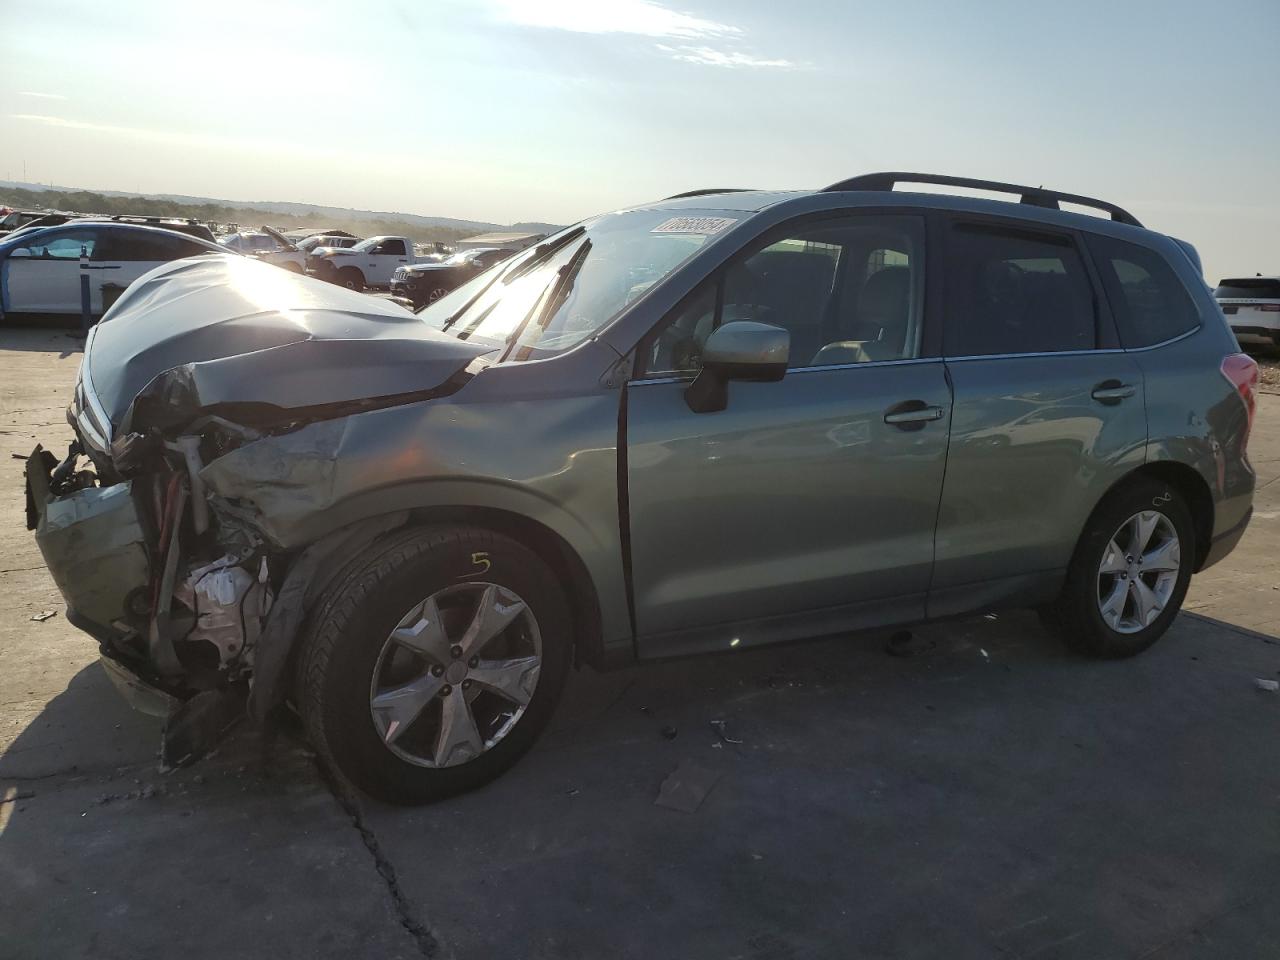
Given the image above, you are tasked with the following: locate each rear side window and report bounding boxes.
[1087,235,1201,348]
[945,224,1096,356]
[1215,278,1280,300]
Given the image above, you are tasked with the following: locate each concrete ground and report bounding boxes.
[1,326,1277,960]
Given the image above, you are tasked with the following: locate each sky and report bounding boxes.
[1,0,1277,281]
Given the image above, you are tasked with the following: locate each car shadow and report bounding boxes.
[0,324,85,358]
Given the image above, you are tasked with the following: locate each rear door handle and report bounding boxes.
[884,402,945,427]
[1091,380,1135,403]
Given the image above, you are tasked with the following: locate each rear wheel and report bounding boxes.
[297,525,571,804]
[336,267,364,291]
[1041,477,1194,658]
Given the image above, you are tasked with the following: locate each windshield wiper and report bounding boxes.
[501,225,585,284]
[504,239,592,362]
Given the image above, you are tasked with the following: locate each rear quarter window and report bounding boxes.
[1086,235,1200,348]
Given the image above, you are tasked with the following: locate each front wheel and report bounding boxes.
[426,286,450,303]
[296,525,571,804]
[1041,477,1195,658]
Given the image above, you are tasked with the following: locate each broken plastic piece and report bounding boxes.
[30,610,57,622]
[1254,678,1279,692]
[709,719,743,745]
[655,760,722,813]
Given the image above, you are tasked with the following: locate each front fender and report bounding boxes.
[199,394,630,650]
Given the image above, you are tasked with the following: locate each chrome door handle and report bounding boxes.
[884,404,945,426]
[1091,381,1135,403]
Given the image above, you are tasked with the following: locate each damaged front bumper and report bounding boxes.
[25,439,272,764]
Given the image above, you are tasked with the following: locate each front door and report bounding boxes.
[625,213,951,656]
[3,229,100,313]
[929,217,1147,615]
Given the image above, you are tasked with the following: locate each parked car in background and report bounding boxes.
[297,234,360,255]
[0,208,53,238]
[308,234,421,289]
[0,222,225,320]
[1215,275,1280,350]
[390,246,514,307]
[218,226,305,272]
[24,173,1256,804]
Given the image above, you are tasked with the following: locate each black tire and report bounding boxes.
[1040,477,1195,658]
[296,525,572,804]
[336,267,364,291]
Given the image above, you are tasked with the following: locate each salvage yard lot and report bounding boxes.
[2,327,1278,960]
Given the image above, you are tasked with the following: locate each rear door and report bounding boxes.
[930,217,1146,615]
[93,229,209,311]
[625,212,952,656]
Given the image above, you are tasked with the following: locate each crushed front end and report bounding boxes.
[23,256,491,765]
[26,366,277,763]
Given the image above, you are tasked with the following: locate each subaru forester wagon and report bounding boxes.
[26,173,1257,803]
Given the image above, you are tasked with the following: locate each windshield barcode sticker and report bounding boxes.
[651,216,738,235]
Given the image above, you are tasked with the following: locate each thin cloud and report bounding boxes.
[486,0,738,39]
[655,44,797,69]
[19,91,67,100]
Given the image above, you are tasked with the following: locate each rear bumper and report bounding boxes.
[1230,324,1280,345]
[1200,505,1252,571]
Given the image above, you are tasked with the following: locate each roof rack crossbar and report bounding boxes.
[821,172,1142,227]
[663,188,752,200]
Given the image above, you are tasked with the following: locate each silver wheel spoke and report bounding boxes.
[469,656,540,707]
[371,672,445,744]
[458,585,527,659]
[1130,577,1162,626]
[389,596,450,663]
[1131,511,1160,555]
[1141,538,1180,573]
[1099,579,1128,627]
[435,690,484,766]
[1099,538,1127,575]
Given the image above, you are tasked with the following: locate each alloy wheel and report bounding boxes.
[1096,510,1181,634]
[369,582,542,767]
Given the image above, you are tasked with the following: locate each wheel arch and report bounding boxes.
[1084,461,1214,572]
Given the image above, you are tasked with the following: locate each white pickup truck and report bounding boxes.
[308,235,422,290]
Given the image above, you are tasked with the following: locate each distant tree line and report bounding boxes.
[0,187,478,246]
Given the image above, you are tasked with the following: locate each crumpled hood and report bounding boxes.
[87,255,494,431]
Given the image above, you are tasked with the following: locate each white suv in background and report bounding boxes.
[1215,275,1280,349]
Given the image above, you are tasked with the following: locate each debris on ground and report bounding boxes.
[979,648,991,662]
[655,760,722,813]
[1254,678,1279,692]
[660,725,678,740]
[29,610,57,622]
[709,719,743,745]
[885,630,935,658]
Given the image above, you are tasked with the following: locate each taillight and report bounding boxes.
[1221,352,1259,452]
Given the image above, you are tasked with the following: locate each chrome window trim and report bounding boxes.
[1122,325,1201,352]
[629,355,938,387]
[945,348,1125,362]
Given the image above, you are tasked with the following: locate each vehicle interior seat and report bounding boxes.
[748,251,836,364]
[810,265,912,365]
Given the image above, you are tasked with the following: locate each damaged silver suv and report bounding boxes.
[27,174,1257,804]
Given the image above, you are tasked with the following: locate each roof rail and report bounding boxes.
[821,172,1143,227]
[663,188,752,200]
